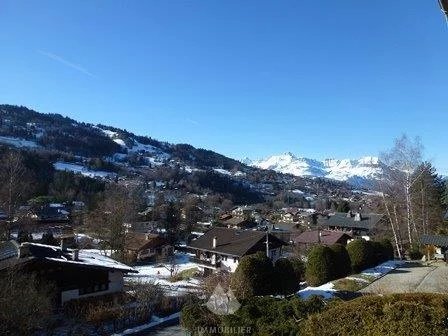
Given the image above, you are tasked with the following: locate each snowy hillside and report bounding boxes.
[247,153,384,188]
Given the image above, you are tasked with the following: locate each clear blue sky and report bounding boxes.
[1,1,447,173]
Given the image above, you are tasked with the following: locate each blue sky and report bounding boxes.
[1,1,447,173]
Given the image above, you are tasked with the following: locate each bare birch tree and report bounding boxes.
[381,135,423,246]
[0,151,32,238]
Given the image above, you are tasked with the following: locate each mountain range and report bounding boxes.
[0,104,380,196]
[244,153,385,188]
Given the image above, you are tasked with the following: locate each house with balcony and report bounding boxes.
[0,240,137,305]
[187,227,285,274]
[124,232,173,262]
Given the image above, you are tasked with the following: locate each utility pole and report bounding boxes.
[266,230,270,258]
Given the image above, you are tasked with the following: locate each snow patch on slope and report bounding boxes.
[0,136,39,148]
[54,162,117,179]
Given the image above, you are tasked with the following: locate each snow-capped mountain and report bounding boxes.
[246,153,384,188]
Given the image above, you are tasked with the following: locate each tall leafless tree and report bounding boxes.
[88,185,142,260]
[381,135,423,246]
[0,151,32,238]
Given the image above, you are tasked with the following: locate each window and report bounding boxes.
[233,257,239,263]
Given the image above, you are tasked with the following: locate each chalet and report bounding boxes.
[280,209,317,227]
[420,234,448,260]
[317,212,385,239]
[124,232,173,262]
[231,205,255,219]
[0,240,137,305]
[187,227,285,274]
[123,221,158,234]
[221,216,255,229]
[32,204,70,224]
[219,213,232,221]
[281,212,297,223]
[293,230,352,249]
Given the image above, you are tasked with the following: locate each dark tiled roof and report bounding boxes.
[222,217,252,227]
[318,213,384,231]
[124,233,169,252]
[420,234,448,247]
[293,230,351,245]
[187,227,285,257]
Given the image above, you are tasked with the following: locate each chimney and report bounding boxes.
[354,212,362,221]
[60,238,68,252]
[212,236,217,249]
[73,249,79,261]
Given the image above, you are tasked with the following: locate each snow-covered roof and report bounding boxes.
[7,242,137,273]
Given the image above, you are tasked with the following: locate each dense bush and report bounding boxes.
[274,258,300,295]
[371,239,394,264]
[329,243,351,278]
[231,252,275,299]
[408,244,423,260]
[0,271,54,335]
[305,245,336,286]
[289,257,306,282]
[182,295,327,336]
[302,293,448,336]
[346,239,375,273]
[379,238,395,261]
[181,299,221,336]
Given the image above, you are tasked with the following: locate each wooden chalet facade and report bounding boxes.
[0,241,137,305]
[124,233,173,262]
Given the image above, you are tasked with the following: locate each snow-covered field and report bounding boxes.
[212,168,246,177]
[54,162,117,179]
[126,253,201,295]
[0,135,39,148]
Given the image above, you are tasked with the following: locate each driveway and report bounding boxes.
[360,261,448,294]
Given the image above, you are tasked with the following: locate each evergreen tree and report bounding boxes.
[231,252,275,299]
[305,245,336,286]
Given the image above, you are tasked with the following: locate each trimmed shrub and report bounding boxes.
[231,251,275,299]
[289,257,306,282]
[329,243,351,278]
[274,258,300,295]
[379,238,395,261]
[220,296,326,336]
[346,239,375,272]
[305,245,336,286]
[408,244,423,260]
[302,293,448,336]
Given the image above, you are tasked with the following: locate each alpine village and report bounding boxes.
[3,1,448,335]
[0,105,447,335]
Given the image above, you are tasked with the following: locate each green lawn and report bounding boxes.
[333,278,366,292]
[169,267,198,282]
